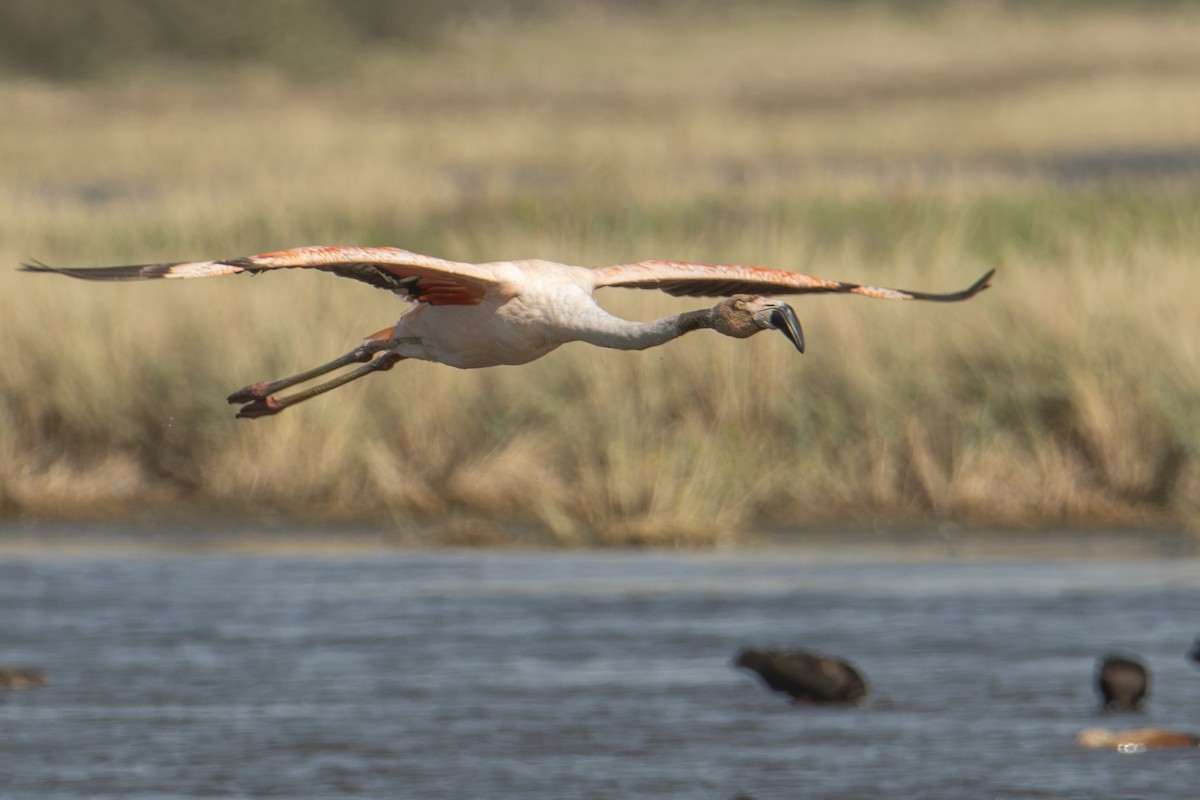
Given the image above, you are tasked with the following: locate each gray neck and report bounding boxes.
[571,307,714,351]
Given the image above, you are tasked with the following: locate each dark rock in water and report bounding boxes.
[0,667,48,690]
[1096,654,1147,712]
[1188,637,1200,667]
[734,648,867,705]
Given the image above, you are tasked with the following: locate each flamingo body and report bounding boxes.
[21,246,993,418]
[390,260,603,368]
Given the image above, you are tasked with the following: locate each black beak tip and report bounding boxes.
[770,307,805,354]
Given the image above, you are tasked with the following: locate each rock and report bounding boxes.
[734,648,867,705]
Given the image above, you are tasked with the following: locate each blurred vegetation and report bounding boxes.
[0,0,517,79]
[1,0,1196,79]
[2,2,1200,544]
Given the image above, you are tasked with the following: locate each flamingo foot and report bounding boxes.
[227,382,273,404]
[234,396,283,419]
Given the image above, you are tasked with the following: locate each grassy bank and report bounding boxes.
[2,4,1199,543]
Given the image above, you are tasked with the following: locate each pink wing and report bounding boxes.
[21,245,500,306]
[592,260,994,302]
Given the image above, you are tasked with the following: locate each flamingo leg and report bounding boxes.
[227,337,398,405]
[233,352,405,419]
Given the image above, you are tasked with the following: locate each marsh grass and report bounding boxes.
[3,3,1200,542]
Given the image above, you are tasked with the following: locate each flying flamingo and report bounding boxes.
[22,246,993,419]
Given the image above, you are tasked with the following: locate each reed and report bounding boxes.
[3,3,1199,543]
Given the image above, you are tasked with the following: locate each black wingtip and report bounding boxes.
[968,268,996,296]
[908,268,995,302]
[18,261,166,281]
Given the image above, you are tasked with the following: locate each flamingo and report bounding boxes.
[22,246,993,419]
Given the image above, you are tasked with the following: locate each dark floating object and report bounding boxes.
[734,648,868,705]
[0,667,47,690]
[1096,654,1148,712]
[1188,637,1200,667]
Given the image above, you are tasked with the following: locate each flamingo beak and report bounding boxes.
[763,302,805,354]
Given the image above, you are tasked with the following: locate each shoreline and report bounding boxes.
[0,520,1194,560]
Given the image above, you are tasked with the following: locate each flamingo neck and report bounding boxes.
[571,308,714,351]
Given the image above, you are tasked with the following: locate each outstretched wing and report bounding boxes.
[20,245,499,306]
[591,260,994,302]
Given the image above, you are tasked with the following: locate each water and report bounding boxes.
[1,548,1197,799]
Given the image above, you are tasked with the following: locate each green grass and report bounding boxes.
[3,3,1200,543]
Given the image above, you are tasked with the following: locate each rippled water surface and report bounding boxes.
[1,546,1198,799]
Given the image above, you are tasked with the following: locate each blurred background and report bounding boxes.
[4,6,1200,799]
[2,0,1199,544]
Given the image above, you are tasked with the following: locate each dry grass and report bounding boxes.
[3,3,1200,543]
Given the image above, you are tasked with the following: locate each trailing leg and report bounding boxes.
[233,352,404,419]
[227,339,396,405]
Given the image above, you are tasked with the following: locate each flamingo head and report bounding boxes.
[712,295,804,353]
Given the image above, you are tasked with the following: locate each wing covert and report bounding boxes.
[592,260,994,302]
[20,246,499,305]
